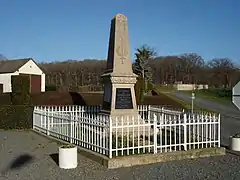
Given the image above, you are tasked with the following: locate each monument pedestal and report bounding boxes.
[101,73,138,115]
[100,74,148,134]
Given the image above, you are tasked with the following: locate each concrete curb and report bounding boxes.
[31,130,226,169]
[107,147,225,169]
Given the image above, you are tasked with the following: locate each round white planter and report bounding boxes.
[59,146,78,169]
[230,137,240,151]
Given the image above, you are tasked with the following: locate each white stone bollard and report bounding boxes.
[59,145,78,169]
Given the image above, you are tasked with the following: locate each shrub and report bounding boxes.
[0,93,11,105]
[151,90,159,96]
[233,133,240,138]
[45,85,57,91]
[202,88,232,99]
[135,76,144,105]
[0,105,33,129]
[60,144,76,148]
[143,94,184,108]
[146,81,155,93]
[11,75,30,93]
[11,75,31,105]
[78,86,91,92]
[68,86,79,92]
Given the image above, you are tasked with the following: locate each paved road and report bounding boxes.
[171,91,240,146]
[1,131,240,180]
[172,91,240,118]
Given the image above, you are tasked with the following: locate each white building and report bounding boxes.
[0,58,45,93]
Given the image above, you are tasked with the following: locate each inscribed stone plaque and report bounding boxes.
[115,88,133,109]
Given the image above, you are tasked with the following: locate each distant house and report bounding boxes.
[0,58,45,93]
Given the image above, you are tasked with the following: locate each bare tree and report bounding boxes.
[37,51,239,91]
[208,58,235,88]
[179,53,205,83]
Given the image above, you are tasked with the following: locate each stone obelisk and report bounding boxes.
[101,13,138,118]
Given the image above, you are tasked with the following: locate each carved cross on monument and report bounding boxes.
[116,17,128,65]
[117,37,127,64]
[105,13,133,73]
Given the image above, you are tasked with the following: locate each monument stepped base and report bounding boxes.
[99,111,152,136]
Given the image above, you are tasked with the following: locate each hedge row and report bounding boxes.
[202,88,232,99]
[0,75,181,129]
[135,77,143,104]
[134,77,155,104]
[0,105,33,129]
[11,75,31,105]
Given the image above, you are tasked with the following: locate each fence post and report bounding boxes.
[153,114,157,154]
[69,112,73,144]
[109,116,112,158]
[81,106,84,120]
[40,107,43,131]
[218,114,221,147]
[47,109,50,136]
[50,107,53,128]
[43,106,47,130]
[183,114,187,151]
[32,107,35,130]
[147,105,151,121]
[161,107,164,123]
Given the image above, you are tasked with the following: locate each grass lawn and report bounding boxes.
[155,86,216,113]
[183,90,231,104]
[155,85,231,113]
[156,85,214,113]
[163,92,216,113]
[155,84,175,92]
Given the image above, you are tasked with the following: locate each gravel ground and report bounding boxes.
[1,131,240,180]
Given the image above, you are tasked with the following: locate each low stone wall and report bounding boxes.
[174,84,209,91]
[107,147,225,169]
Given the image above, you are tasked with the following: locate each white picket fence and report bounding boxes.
[33,105,220,158]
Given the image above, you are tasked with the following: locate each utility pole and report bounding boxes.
[191,92,195,114]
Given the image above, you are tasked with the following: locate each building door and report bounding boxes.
[19,74,41,93]
[30,75,41,93]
